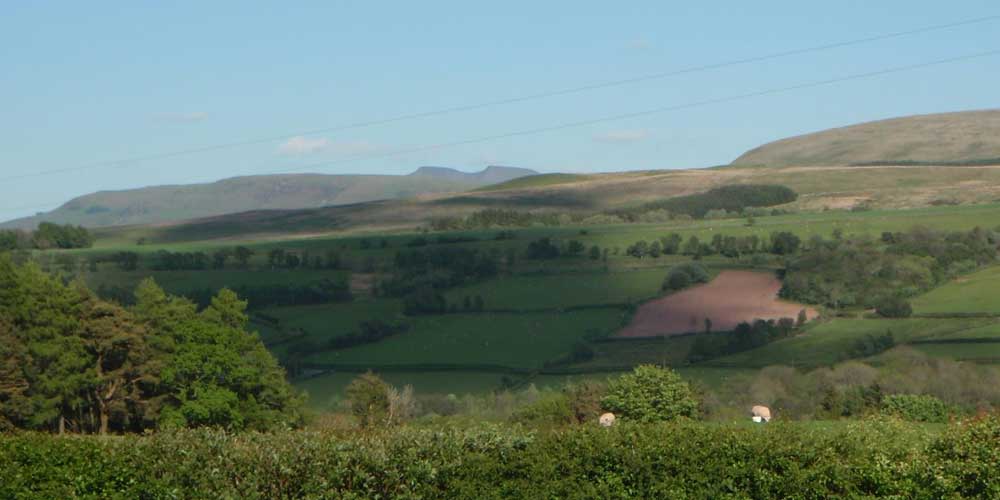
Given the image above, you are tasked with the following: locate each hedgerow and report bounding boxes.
[3,417,1000,498]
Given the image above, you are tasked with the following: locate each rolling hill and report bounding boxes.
[1,166,537,230]
[88,109,1000,244]
[731,109,1000,167]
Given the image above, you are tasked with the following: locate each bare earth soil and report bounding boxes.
[616,270,817,338]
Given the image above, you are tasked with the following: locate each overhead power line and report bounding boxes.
[2,14,999,184]
[261,49,1000,173]
[5,47,998,217]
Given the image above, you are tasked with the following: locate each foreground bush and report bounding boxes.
[6,417,1000,498]
[882,394,951,423]
[601,365,699,422]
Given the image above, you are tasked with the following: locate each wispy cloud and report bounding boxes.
[278,137,389,157]
[278,136,331,156]
[153,111,209,123]
[593,129,650,144]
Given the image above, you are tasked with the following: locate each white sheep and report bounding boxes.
[751,405,771,423]
[599,412,616,427]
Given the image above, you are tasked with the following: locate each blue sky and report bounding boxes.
[2,1,998,221]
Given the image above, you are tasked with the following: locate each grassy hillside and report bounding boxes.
[34,199,1000,403]
[2,166,537,230]
[88,165,1000,245]
[732,109,1000,167]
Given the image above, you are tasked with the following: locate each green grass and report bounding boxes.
[444,269,669,310]
[263,300,403,337]
[915,322,1000,340]
[911,266,1000,314]
[910,342,1000,362]
[573,337,698,369]
[303,309,626,370]
[259,300,404,355]
[705,317,996,369]
[51,201,1000,400]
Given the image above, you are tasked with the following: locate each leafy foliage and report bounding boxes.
[345,372,391,428]
[12,417,1000,497]
[876,297,913,318]
[601,365,699,422]
[661,262,710,291]
[882,394,951,423]
[781,227,997,308]
[0,256,303,433]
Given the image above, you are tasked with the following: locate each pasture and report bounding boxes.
[911,265,1000,314]
[443,269,668,310]
[302,309,625,370]
[58,202,1000,404]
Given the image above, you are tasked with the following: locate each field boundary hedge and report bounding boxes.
[4,418,1000,498]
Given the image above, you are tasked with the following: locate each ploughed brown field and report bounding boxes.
[617,270,817,338]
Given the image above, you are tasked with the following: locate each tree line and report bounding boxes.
[687,317,801,362]
[623,231,801,260]
[98,278,352,310]
[0,222,93,250]
[0,255,303,434]
[105,246,343,272]
[780,226,997,308]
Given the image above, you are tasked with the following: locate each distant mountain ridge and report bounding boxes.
[410,165,537,184]
[731,109,1000,167]
[2,166,537,229]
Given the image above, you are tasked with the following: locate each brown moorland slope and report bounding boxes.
[731,109,1000,167]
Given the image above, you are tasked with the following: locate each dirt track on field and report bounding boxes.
[616,270,817,338]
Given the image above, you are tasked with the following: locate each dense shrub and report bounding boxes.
[0,258,303,434]
[564,380,607,424]
[601,365,699,422]
[781,227,997,308]
[876,297,913,318]
[10,418,1000,498]
[511,393,574,425]
[345,372,391,429]
[30,222,94,249]
[661,262,710,291]
[525,237,561,260]
[882,394,951,423]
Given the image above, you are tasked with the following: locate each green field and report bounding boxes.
[704,317,997,369]
[55,201,1000,405]
[911,265,1000,314]
[444,269,670,310]
[302,309,625,370]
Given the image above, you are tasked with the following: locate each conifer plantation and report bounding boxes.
[0,255,304,434]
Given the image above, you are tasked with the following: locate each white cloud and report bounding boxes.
[153,111,209,123]
[593,129,650,144]
[277,137,389,157]
[278,136,331,156]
